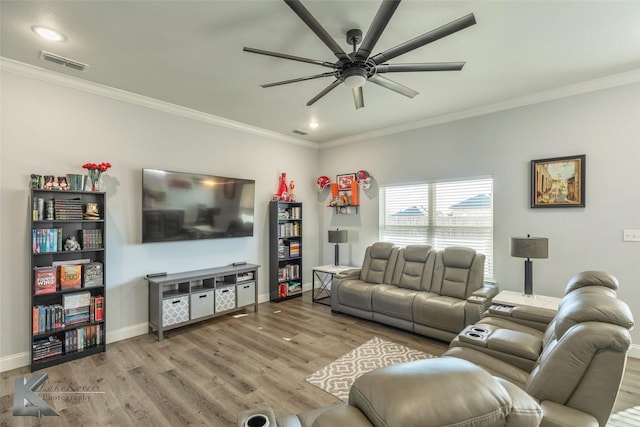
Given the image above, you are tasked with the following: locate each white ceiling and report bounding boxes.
[2,1,639,144]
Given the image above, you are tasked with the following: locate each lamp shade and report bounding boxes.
[510,236,549,259]
[328,229,348,244]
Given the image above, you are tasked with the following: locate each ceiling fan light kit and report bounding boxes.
[243,0,476,109]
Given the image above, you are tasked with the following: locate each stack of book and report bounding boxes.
[64,324,103,353]
[63,292,91,326]
[32,228,63,253]
[32,336,63,361]
[33,304,64,333]
[289,241,300,258]
[79,229,103,249]
[54,198,83,220]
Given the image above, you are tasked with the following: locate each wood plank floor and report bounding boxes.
[1,292,638,426]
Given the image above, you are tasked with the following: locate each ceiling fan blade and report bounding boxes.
[306,79,342,106]
[369,74,418,98]
[243,47,336,69]
[355,0,401,61]
[370,13,476,65]
[261,72,335,88]
[376,62,465,73]
[284,0,352,62]
[353,86,364,109]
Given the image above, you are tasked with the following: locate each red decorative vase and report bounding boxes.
[278,173,288,200]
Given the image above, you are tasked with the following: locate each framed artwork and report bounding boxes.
[531,154,585,208]
[336,173,356,190]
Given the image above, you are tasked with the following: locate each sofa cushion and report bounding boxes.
[348,357,534,427]
[563,270,619,295]
[337,280,377,311]
[371,285,419,321]
[555,293,634,337]
[413,294,466,333]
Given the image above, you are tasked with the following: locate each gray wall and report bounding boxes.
[318,83,640,346]
[0,68,320,368]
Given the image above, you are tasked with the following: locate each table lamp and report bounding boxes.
[510,235,548,296]
[328,229,348,266]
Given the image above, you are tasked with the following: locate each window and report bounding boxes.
[379,177,494,280]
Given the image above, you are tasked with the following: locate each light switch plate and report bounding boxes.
[623,230,640,242]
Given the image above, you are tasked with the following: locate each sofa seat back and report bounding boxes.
[360,242,398,284]
[390,245,434,290]
[430,246,485,298]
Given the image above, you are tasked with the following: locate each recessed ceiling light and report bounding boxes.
[32,26,65,42]
[309,122,319,129]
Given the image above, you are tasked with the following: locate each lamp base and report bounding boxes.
[334,243,340,266]
[524,259,533,295]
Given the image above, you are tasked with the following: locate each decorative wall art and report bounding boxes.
[531,154,585,208]
[336,173,356,190]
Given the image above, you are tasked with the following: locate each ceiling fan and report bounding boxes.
[243,0,476,109]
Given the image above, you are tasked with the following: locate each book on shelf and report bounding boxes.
[53,198,83,220]
[63,291,91,325]
[34,266,57,294]
[33,304,64,333]
[83,262,103,287]
[94,296,104,321]
[79,229,103,250]
[288,281,302,295]
[59,264,82,290]
[32,336,63,361]
[32,228,63,253]
[289,241,300,258]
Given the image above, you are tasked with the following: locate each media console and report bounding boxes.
[145,263,260,340]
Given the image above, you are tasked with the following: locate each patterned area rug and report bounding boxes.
[607,406,640,426]
[305,336,434,402]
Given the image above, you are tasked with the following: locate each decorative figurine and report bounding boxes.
[289,180,295,201]
[64,236,81,251]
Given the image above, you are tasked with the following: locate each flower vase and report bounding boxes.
[88,169,102,191]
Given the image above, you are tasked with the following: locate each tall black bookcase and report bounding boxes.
[269,201,302,302]
[29,189,106,371]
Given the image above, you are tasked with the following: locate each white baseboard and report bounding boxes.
[0,352,30,373]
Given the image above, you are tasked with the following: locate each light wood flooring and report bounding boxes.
[1,292,638,426]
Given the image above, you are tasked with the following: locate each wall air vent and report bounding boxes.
[40,51,89,71]
[292,129,309,136]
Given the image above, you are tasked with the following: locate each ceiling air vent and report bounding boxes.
[40,51,89,71]
[292,129,309,136]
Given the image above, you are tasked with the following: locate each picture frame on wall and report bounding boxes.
[336,173,356,190]
[531,154,585,208]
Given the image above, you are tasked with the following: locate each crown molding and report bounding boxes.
[0,57,317,149]
[324,69,640,148]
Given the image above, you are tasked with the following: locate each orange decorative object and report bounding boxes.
[331,183,339,197]
[351,180,359,205]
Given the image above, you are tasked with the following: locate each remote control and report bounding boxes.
[232,261,247,266]
[146,272,167,278]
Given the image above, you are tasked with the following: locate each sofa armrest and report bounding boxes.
[334,269,361,280]
[465,283,499,325]
[540,401,599,427]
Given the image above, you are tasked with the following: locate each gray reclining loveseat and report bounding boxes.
[331,242,498,341]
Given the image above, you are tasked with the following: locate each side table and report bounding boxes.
[312,264,354,306]
[492,290,561,317]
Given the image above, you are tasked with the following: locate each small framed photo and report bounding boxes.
[336,173,356,190]
[531,154,585,208]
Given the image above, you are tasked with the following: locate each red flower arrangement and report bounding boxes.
[82,162,112,191]
[82,162,112,172]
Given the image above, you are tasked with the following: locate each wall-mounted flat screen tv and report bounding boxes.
[142,168,255,243]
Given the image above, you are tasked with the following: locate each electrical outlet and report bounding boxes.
[623,230,640,242]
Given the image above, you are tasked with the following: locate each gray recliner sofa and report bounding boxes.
[238,357,543,427]
[444,271,635,427]
[331,242,498,341]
